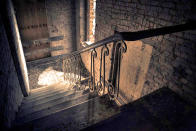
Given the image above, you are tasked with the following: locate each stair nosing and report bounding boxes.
[18,90,90,117]
[16,93,97,125]
[25,87,68,101]
[30,85,68,96]
[22,89,71,104]
[30,85,61,93]
[34,96,103,130]
[20,89,76,110]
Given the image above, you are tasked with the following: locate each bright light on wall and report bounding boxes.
[92,0,96,36]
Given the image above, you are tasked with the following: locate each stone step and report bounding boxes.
[18,89,90,117]
[30,84,68,96]
[32,96,103,131]
[30,85,54,93]
[27,88,66,101]
[15,92,97,125]
[14,95,103,131]
[22,89,70,104]
[20,89,76,110]
[24,85,67,101]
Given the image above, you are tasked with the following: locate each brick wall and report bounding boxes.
[0,15,23,129]
[46,0,76,55]
[95,0,196,105]
[13,0,51,61]
[88,0,96,43]
[14,0,77,60]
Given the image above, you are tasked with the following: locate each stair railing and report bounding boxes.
[27,21,196,100]
[61,21,196,100]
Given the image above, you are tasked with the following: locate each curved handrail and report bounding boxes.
[65,21,196,58]
[27,21,196,66]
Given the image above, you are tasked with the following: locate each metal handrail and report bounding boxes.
[27,21,196,100]
[65,21,196,58]
[28,21,196,66]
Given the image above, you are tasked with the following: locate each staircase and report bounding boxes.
[13,83,119,131]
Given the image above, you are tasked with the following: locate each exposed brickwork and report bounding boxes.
[88,0,96,43]
[95,0,196,105]
[13,0,51,61]
[0,15,23,129]
[46,0,76,55]
[14,0,77,60]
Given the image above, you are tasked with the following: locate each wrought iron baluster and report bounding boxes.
[77,55,80,82]
[71,56,75,84]
[63,60,65,81]
[63,59,68,81]
[75,55,79,83]
[116,41,127,97]
[62,41,126,99]
[69,57,72,83]
[66,59,68,82]
[77,55,83,89]
[108,40,127,100]
[79,66,81,82]
[73,55,77,83]
[89,49,97,92]
[97,45,109,96]
[108,41,118,100]
[68,58,71,84]
[78,55,82,83]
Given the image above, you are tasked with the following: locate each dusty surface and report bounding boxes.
[84,87,196,131]
[46,95,120,131]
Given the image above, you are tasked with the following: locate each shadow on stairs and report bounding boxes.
[12,86,196,131]
[11,83,119,131]
[83,87,196,131]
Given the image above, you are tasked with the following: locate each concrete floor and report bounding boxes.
[83,87,196,131]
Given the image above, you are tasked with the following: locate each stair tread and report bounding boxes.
[16,92,97,125]
[25,83,70,101]
[32,96,102,130]
[29,85,66,98]
[30,82,68,93]
[15,95,103,130]
[26,87,66,100]
[18,89,90,117]
[22,89,70,104]
[21,89,76,109]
